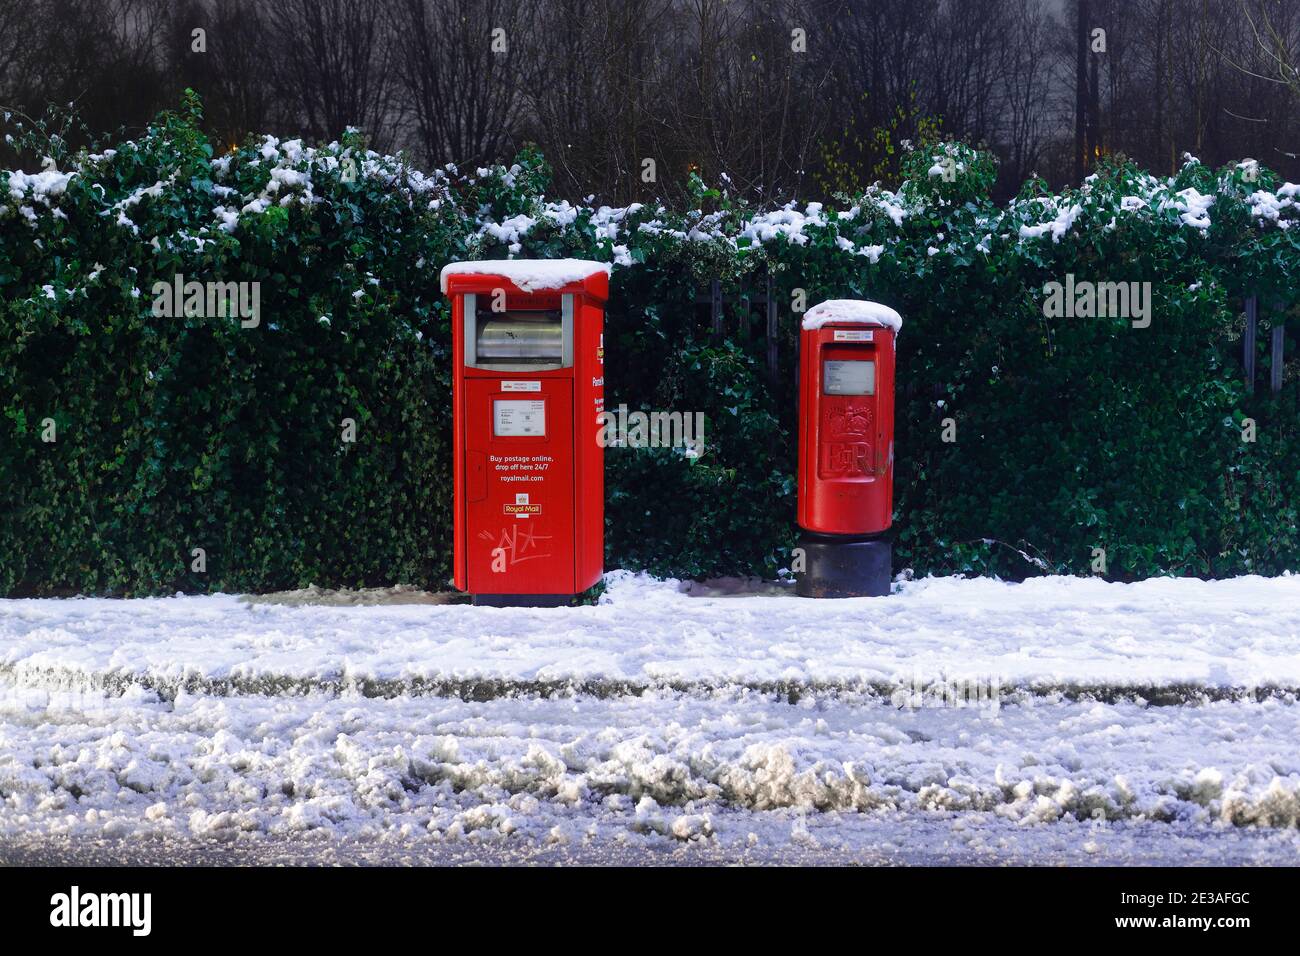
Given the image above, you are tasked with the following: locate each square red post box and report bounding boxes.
[441,260,609,607]
[795,299,902,598]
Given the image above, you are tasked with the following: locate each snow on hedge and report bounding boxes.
[1,116,1294,375]
[3,123,1295,286]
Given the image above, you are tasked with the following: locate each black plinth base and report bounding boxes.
[472,593,572,608]
[795,530,892,598]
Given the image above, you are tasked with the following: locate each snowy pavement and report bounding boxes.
[2,573,1299,862]
[4,571,1300,698]
[6,816,1299,865]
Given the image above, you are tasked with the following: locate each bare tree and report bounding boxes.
[1236,0,1300,95]
[0,0,38,107]
[3,0,172,138]
[523,0,680,203]
[4,0,1298,197]
[391,0,538,169]
[663,0,837,200]
[726,0,838,199]
[265,0,396,148]
[1000,0,1056,185]
[926,0,1014,144]
[171,0,276,149]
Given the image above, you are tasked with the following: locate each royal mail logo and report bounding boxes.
[503,503,542,515]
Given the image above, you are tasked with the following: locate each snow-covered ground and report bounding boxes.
[4,571,1300,697]
[2,573,1299,863]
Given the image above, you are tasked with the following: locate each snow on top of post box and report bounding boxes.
[440,258,612,294]
[801,299,903,332]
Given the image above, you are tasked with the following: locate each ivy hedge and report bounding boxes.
[2,94,1298,595]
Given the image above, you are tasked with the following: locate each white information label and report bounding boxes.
[500,381,542,392]
[494,399,546,436]
[823,360,875,396]
[833,329,875,342]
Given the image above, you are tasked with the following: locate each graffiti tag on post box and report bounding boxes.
[479,525,553,571]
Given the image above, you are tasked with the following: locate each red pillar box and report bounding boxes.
[442,260,609,607]
[795,299,901,598]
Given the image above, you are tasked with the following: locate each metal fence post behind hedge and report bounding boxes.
[1244,295,1257,394]
[1272,322,1285,394]
[711,279,723,341]
[766,272,779,381]
[737,276,747,340]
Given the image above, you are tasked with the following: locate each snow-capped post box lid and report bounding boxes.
[439,258,612,294]
[801,299,903,333]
